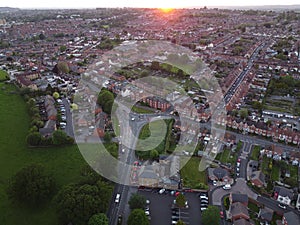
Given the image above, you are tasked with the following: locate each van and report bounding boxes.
[223,184,231,190]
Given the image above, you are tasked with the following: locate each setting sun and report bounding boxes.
[160,8,174,13]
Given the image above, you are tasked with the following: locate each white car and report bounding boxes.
[115,193,120,203]
[223,184,231,190]
[159,188,166,194]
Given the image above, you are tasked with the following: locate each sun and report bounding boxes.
[159,8,174,13]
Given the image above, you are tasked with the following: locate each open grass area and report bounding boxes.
[0,69,9,81]
[180,157,208,189]
[131,105,155,114]
[216,148,231,163]
[136,119,173,159]
[271,165,280,181]
[0,83,88,225]
[250,145,261,160]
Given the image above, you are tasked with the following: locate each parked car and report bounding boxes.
[278,203,287,209]
[223,184,231,190]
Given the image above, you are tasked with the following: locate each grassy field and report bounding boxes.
[131,105,155,114]
[0,83,87,225]
[215,148,231,163]
[180,157,208,189]
[250,145,261,160]
[0,69,9,81]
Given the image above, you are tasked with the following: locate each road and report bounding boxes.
[62,97,74,138]
[224,42,265,104]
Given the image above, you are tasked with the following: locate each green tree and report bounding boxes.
[56,61,70,73]
[55,180,113,225]
[127,209,149,225]
[97,89,114,114]
[201,206,220,225]
[7,164,56,206]
[175,193,186,208]
[239,108,249,119]
[150,149,159,160]
[52,130,74,145]
[60,45,67,52]
[103,132,112,143]
[128,193,146,210]
[53,92,60,99]
[26,132,42,146]
[88,213,109,225]
[176,220,186,225]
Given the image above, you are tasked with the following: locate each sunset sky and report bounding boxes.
[0,0,299,9]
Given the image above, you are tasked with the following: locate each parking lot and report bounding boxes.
[137,189,203,225]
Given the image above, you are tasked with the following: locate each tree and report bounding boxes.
[97,89,114,114]
[55,180,113,225]
[52,130,74,145]
[53,92,60,99]
[127,209,149,225]
[175,193,186,208]
[26,132,42,146]
[60,45,67,52]
[7,164,56,206]
[88,213,109,225]
[150,149,159,160]
[239,108,249,119]
[103,132,112,143]
[201,206,220,225]
[128,193,146,210]
[54,61,70,74]
[176,220,186,225]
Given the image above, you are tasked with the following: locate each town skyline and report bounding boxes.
[0,0,300,9]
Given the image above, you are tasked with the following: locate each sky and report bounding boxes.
[0,0,299,9]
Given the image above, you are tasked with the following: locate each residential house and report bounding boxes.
[258,207,273,223]
[230,202,250,221]
[233,218,253,225]
[274,186,294,205]
[208,167,232,183]
[230,193,249,206]
[250,171,266,188]
[282,211,300,225]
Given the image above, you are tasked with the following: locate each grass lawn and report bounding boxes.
[271,165,280,181]
[131,105,154,114]
[0,69,9,81]
[0,83,88,225]
[180,157,208,189]
[216,148,231,163]
[250,145,261,160]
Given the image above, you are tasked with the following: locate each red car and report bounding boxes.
[237,158,241,163]
[220,211,224,218]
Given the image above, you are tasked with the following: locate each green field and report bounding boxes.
[0,83,87,225]
[131,105,154,114]
[0,69,9,81]
[180,157,208,189]
[250,145,261,160]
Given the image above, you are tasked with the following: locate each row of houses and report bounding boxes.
[217,116,300,146]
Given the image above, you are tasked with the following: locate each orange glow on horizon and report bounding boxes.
[159,8,174,13]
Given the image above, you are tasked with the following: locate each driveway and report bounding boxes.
[211,178,258,206]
